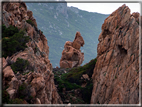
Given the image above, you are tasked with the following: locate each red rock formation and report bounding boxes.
[2,2,62,104]
[60,31,84,68]
[91,4,140,104]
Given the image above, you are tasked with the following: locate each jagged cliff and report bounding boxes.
[2,2,62,104]
[91,4,140,104]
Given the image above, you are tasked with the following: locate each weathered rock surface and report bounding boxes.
[91,4,140,104]
[2,2,62,104]
[60,31,84,68]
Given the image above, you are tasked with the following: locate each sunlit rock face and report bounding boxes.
[60,31,85,68]
[91,4,140,104]
[2,2,62,104]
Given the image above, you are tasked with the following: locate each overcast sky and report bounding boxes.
[18,0,141,14]
[67,3,140,14]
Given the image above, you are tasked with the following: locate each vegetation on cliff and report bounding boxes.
[10,58,34,74]
[26,19,36,27]
[2,25,30,58]
[53,58,97,104]
[2,2,63,104]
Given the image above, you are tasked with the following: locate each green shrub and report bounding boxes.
[2,24,19,38]
[62,58,97,85]
[26,19,35,27]
[2,90,10,104]
[116,25,119,29]
[2,27,30,58]
[9,98,24,104]
[54,58,97,104]
[17,83,27,99]
[3,83,33,104]
[17,82,33,103]
[136,21,139,25]
[54,75,81,92]
[34,46,38,53]
[19,83,26,92]
[11,58,30,74]
[104,72,106,76]
[81,83,93,103]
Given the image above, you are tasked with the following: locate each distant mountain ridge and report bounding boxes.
[26,2,109,67]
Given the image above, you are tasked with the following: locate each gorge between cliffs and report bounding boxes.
[1,1,141,105]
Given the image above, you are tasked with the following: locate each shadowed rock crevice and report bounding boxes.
[102,29,111,38]
[118,45,127,55]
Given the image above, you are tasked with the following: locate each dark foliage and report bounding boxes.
[116,25,119,29]
[2,25,30,58]
[81,83,93,103]
[9,98,24,104]
[10,58,30,74]
[54,58,97,104]
[16,83,33,103]
[2,24,19,38]
[2,90,10,104]
[54,75,81,92]
[26,19,35,27]
[63,58,97,85]
[2,87,25,104]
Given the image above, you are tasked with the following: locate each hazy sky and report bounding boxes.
[16,0,141,14]
[67,3,140,14]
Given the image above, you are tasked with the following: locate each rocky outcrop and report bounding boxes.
[60,31,84,68]
[91,4,140,104]
[2,2,62,104]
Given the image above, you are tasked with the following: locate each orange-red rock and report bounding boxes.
[60,31,84,68]
[91,4,139,104]
[2,2,62,104]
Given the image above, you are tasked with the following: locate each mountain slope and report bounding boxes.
[26,2,109,67]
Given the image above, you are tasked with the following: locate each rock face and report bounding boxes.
[2,2,62,104]
[91,4,139,104]
[60,31,84,68]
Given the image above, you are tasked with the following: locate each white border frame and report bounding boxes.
[0,0,141,106]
